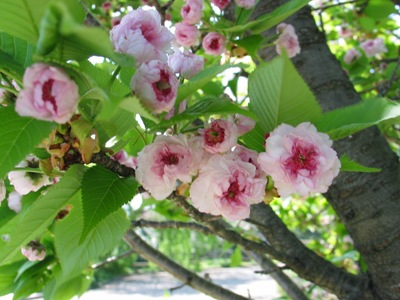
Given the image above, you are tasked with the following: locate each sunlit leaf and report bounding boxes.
[0,107,56,179]
[80,165,138,241]
[340,155,381,173]
[248,55,322,133]
[315,97,400,140]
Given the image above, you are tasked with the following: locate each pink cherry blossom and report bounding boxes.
[233,145,265,178]
[15,63,79,124]
[211,0,231,10]
[181,0,203,25]
[21,242,46,262]
[360,38,387,58]
[131,60,178,114]
[200,117,238,154]
[234,114,256,135]
[8,155,52,195]
[135,134,202,200]
[168,50,204,79]
[202,32,226,56]
[258,122,340,198]
[338,26,352,39]
[174,22,200,48]
[112,150,138,169]
[190,154,267,221]
[234,0,256,9]
[110,8,174,63]
[8,191,22,213]
[344,48,361,65]
[275,23,301,58]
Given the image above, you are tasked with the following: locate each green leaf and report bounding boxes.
[177,64,244,103]
[0,260,25,296]
[0,0,50,44]
[0,165,86,265]
[55,195,129,278]
[0,33,34,77]
[234,35,265,60]
[230,246,242,267]
[80,165,138,242]
[220,0,310,33]
[315,97,400,140]
[118,96,158,123]
[240,123,266,152]
[248,55,322,133]
[364,0,396,20]
[36,2,133,64]
[0,107,56,180]
[340,155,381,173]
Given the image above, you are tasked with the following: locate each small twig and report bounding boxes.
[380,57,400,97]
[91,249,136,269]
[254,265,290,275]
[311,0,360,11]
[132,219,214,235]
[169,282,187,293]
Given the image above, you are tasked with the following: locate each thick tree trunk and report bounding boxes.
[254,1,400,299]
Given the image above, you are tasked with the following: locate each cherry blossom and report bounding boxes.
[112,150,138,169]
[258,122,340,198]
[233,145,265,178]
[131,60,179,114]
[360,38,387,58]
[7,191,22,213]
[110,8,174,63]
[211,0,231,10]
[135,134,202,200]
[21,241,46,262]
[15,63,79,124]
[190,154,267,220]
[181,0,203,25]
[174,22,200,48]
[168,49,204,79]
[200,117,238,154]
[234,114,256,135]
[202,32,226,56]
[8,155,52,195]
[234,0,256,9]
[275,23,301,58]
[344,48,361,65]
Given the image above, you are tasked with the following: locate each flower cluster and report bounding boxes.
[135,116,340,221]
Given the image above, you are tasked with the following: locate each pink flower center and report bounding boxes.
[204,123,225,146]
[209,38,220,50]
[42,79,57,112]
[284,139,319,176]
[153,70,172,101]
[224,181,241,200]
[183,4,191,14]
[161,150,179,165]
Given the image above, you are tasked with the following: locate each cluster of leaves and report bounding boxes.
[0,0,399,299]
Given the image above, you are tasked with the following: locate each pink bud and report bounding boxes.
[202,32,226,56]
[169,50,204,79]
[110,8,174,64]
[175,22,200,48]
[344,48,361,65]
[15,63,79,124]
[21,242,46,262]
[211,0,231,10]
[181,0,204,25]
[131,60,178,114]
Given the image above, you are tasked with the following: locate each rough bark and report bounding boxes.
[253,1,400,299]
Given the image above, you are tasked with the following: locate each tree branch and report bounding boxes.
[124,229,250,300]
